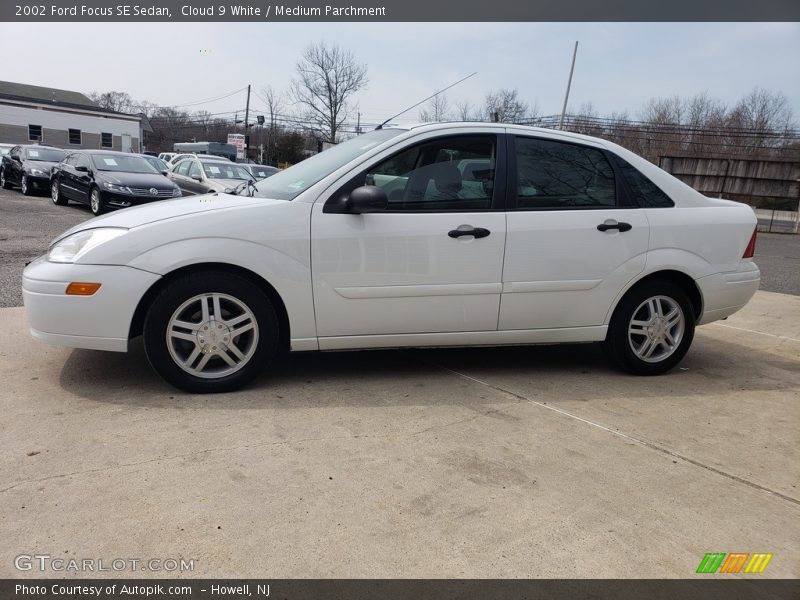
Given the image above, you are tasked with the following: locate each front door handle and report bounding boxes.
[448,227,491,239]
[597,220,632,232]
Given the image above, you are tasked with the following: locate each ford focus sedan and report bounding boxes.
[23,123,760,393]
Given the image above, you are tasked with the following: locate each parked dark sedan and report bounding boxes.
[1,145,67,195]
[167,156,255,195]
[50,150,181,215]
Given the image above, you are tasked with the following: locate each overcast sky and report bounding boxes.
[1,22,798,127]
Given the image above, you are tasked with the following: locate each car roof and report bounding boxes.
[387,121,610,147]
[19,144,64,150]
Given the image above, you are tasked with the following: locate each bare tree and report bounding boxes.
[418,92,450,122]
[260,85,285,164]
[482,89,531,123]
[454,100,475,121]
[88,90,136,113]
[290,42,368,143]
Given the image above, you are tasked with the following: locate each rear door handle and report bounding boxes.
[448,227,491,239]
[597,220,632,232]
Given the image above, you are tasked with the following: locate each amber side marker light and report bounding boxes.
[65,282,102,296]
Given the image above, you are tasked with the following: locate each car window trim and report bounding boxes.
[323,132,509,214]
[506,134,638,212]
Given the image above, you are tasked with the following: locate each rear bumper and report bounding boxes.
[696,261,761,325]
[22,256,161,352]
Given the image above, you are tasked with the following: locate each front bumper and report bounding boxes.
[696,261,761,325]
[102,190,177,210]
[26,174,50,190]
[22,257,161,352]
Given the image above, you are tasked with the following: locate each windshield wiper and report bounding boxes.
[229,177,258,196]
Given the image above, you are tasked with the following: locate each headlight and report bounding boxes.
[30,168,47,177]
[48,228,128,263]
[102,182,133,194]
[172,187,182,197]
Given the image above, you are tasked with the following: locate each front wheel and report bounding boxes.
[20,175,31,196]
[604,281,695,375]
[143,272,279,393]
[51,179,67,205]
[90,187,105,215]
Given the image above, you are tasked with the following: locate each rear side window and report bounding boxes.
[514,137,616,209]
[609,154,674,208]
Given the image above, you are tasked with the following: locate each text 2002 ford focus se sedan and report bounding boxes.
[23,123,760,393]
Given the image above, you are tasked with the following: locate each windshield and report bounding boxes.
[202,161,252,180]
[249,166,279,179]
[91,154,159,173]
[144,156,168,171]
[252,128,406,200]
[26,148,67,162]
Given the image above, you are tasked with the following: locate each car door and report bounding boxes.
[7,146,22,184]
[58,154,80,199]
[72,153,94,203]
[169,160,195,194]
[311,133,508,341]
[499,135,649,332]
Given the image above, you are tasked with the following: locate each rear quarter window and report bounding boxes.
[610,154,674,208]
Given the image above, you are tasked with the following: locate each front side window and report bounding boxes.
[514,137,616,209]
[188,162,202,179]
[362,135,496,211]
[175,160,192,176]
[68,129,81,145]
[28,125,42,141]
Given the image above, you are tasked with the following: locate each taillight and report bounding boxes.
[742,229,757,259]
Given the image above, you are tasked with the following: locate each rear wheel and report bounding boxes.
[0,169,10,189]
[90,187,105,215]
[51,179,67,205]
[604,281,695,375]
[143,271,279,393]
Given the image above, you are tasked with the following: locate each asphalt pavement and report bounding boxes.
[0,186,798,308]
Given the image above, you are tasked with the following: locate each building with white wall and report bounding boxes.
[0,81,146,152]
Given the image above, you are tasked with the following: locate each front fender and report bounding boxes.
[128,237,316,345]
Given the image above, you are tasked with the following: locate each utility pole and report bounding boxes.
[356,111,362,134]
[558,41,578,131]
[244,84,251,160]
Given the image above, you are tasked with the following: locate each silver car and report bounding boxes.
[167,156,255,195]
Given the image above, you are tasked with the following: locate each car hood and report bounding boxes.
[52,193,282,244]
[95,171,173,187]
[26,160,59,172]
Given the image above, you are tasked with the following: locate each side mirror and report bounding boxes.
[161,170,169,176]
[11,155,21,162]
[191,174,202,182]
[346,185,388,214]
[75,165,89,173]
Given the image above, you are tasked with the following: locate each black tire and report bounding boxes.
[20,175,32,196]
[90,186,105,215]
[143,271,279,393]
[604,280,695,375]
[0,169,11,189]
[51,178,67,205]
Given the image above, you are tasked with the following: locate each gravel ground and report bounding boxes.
[1,186,798,307]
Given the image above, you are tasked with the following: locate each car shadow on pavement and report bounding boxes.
[57,333,799,408]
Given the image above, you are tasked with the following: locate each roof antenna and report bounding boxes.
[376,72,477,129]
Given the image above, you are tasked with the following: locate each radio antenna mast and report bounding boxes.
[376,72,478,129]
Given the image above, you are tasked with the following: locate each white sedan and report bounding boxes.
[23,123,760,393]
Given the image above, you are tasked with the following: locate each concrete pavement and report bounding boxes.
[0,291,798,578]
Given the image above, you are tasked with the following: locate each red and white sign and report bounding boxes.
[227,133,246,159]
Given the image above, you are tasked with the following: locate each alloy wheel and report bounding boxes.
[627,295,685,363]
[21,176,28,195]
[90,190,100,214]
[165,292,259,379]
